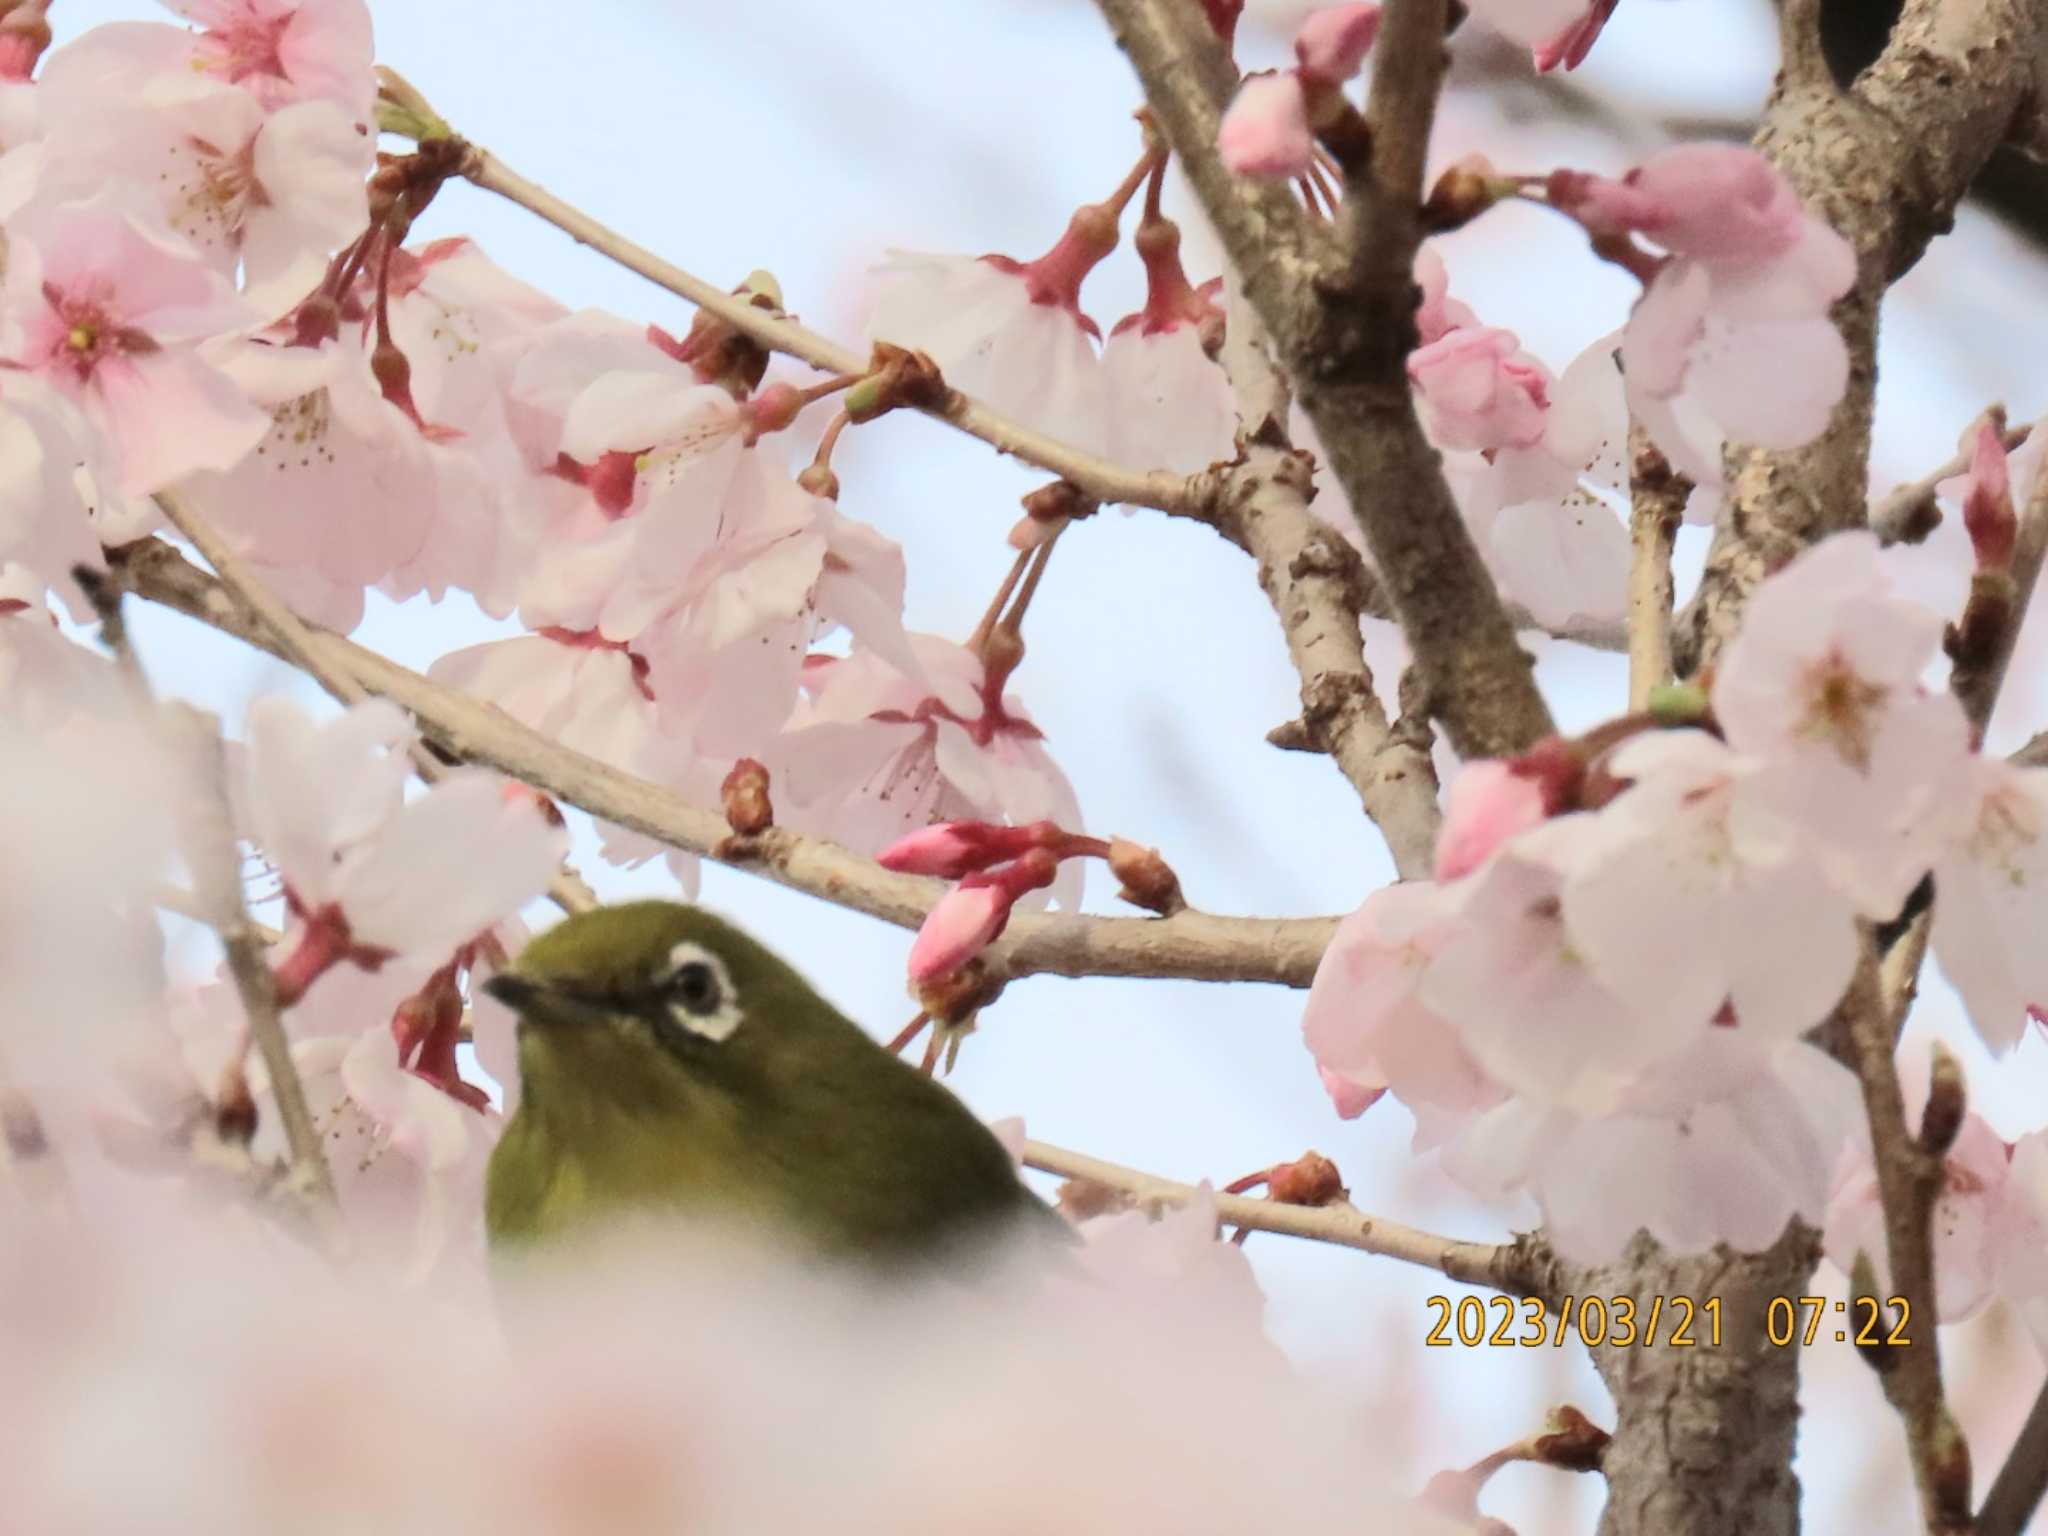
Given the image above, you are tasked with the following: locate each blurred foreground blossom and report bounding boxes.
[0,1205,1455,1536]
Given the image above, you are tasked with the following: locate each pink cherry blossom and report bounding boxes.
[1409,326,1550,455]
[1929,756,2048,1052]
[1421,818,1677,1114]
[1434,759,1549,882]
[1103,220,1233,476]
[1293,4,1381,83]
[1572,145,1806,267]
[1562,729,1860,1041]
[1217,72,1313,179]
[0,377,117,615]
[1464,0,1620,71]
[777,633,1087,911]
[1446,1033,1859,1263]
[2,199,268,495]
[1302,880,1501,1122]
[866,227,1113,453]
[1712,531,1971,917]
[241,696,566,963]
[166,0,376,120]
[35,35,372,313]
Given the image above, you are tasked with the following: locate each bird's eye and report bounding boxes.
[658,942,743,1043]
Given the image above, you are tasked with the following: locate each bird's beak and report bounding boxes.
[481,973,544,1010]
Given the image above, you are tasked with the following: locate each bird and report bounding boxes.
[481,900,1068,1265]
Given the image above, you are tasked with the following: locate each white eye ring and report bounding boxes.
[659,942,744,1043]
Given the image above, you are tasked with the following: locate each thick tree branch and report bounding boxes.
[1021,1138,1535,1286]
[1979,1376,2048,1536]
[1676,0,2048,672]
[111,540,1337,989]
[1093,0,1555,760]
[460,146,1196,517]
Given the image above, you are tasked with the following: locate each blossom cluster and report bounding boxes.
[1304,525,2048,1339]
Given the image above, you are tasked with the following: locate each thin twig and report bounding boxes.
[1979,1375,2048,1536]
[152,491,597,918]
[1021,1138,1531,1286]
[458,146,1195,517]
[114,539,1339,988]
[1625,425,1688,711]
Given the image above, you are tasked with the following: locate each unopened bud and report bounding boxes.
[1108,836,1184,915]
[1928,1408,1973,1524]
[1532,1405,1610,1473]
[720,758,774,835]
[1265,1150,1345,1206]
[214,1062,258,1148]
[1919,1041,1967,1157]
[1956,416,2017,572]
[1423,154,1507,233]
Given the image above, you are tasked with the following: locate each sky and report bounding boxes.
[50,0,2048,1529]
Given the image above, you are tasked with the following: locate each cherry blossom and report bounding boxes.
[1561,729,1860,1041]
[1293,4,1382,82]
[1565,146,1857,485]
[776,633,1087,910]
[1301,879,1502,1122]
[1217,71,1313,179]
[1711,531,1970,917]
[1,198,269,495]
[0,376,118,612]
[1408,327,1549,454]
[1928,756,2048,1051]
[239,696,566,967]
[1448,1032,1859,1263]
[164,0,376,120]
[865,208,1117,454]
[35,33,372,310]
[1101,216,1233,475]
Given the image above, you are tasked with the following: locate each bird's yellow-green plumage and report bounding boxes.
[483,901,1063,1263]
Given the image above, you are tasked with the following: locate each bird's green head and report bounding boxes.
[482,900,831,1115]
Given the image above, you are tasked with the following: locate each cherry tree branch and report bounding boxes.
[1841,933,1973,1534]
[1195,280,1441,878]
[1092,0,1555,760]
[1675,0,2048,671]
[1626,425,1688,710]
[1021,1138,1534,1287]
[458,145,1196,516]
[112,539,1339,989]
[1979,1377,2048,1536]
[152,492,598,918]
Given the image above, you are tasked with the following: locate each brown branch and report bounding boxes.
[1197,281,1441,878]
[1979,1376,2048,1536]
[1021,1138,1534,1286]
[1841,928,1973,1534]
[1093,0,1554,760]
[1676,0,2048,672]
[112,539,1337,989]
[153,492,598,918]
[459,146,1197,517]
[1626,426,1688,710]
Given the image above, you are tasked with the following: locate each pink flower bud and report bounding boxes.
[1433,760,1548,882]
[1407,327,1551,454]
[1294,3,1381,84]
[879,819,1059,879]
[906,850,1059,981]
[1217,72,1313,180]
[1949,418,2016,572]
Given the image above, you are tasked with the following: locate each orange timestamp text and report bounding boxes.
[1764,1295,1912,1347]
[1425,1294,1722,1349]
